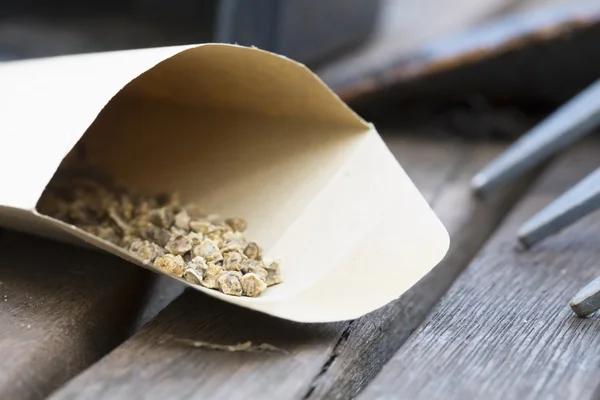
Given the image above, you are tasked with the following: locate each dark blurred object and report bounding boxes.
[1,0,127,15]
[133,0,381,65]
[214,0,380,65]
[130,0,218,43]
[325,1,600,123]
[0,0,380,65]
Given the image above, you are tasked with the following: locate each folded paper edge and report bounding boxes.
[0,43,370,210]
[4,126,450,323]
[230,130,451,322]
[1,44,449,323]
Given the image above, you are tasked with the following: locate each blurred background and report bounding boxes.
[0,0,379,62]
[1,0,600,138]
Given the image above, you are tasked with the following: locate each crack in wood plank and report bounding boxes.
[302,320,356,399]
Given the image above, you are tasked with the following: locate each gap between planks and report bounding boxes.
[46,135,537,400]
[358,139,600,400]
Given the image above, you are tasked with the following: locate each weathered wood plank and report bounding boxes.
[303,139,540,400]
[358,140,600,400]
[0,232,152,400]
[48,136,534,400]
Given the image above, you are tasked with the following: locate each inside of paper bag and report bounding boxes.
[35,45,370,300]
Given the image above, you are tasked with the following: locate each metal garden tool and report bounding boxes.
[470,78,600,316]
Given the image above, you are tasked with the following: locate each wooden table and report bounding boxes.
[3,129,599,399]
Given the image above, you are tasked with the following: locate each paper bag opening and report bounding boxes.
[57,45,370,249]
[1,44,449,321]
[34,45,382,303]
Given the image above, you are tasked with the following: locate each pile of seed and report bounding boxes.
[37,173,282,297]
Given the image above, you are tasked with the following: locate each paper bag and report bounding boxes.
[0,44,449,323]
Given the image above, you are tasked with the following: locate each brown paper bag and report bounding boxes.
[0,44,449,323]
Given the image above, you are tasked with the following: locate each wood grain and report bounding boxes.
[0,232,152,400]
[48,136,536,400]
[304,139,539,400]
[358,140,600,400]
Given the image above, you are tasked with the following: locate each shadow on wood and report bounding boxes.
[0,232,152,400]
[48,136,540,400]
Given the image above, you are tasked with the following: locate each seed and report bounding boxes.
[187,232,204,246]
[189,220,213,234]
[67,199,97,225]
[164,234,193,255]
[107,208,131,235]
[182,204,206,220]
[94,225,121,245]
[148,207,174,229]
[174,210,191,231]
[223,251,244,271]
[207,214,224,225]
[138,223,171,248]
[120,234,138,248]
[151,228,172,248]
[170,226,188,236]
[244,242,262,260]
[225,217,247,232]
[218,271,243,296]
[129,239,163,262]
[135,199,157,216]
[222,234,246,254]
[264,259,283,286]
[183,268,204,285]
[242,259,268,281]
[200,262,223,289]
[154,254,185,277]
[206,226,227,246]
[118,194,134,220]
[186,256,208,274]
[35,169,282,298]
[242,273,267,297]
[192,239,223,263]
